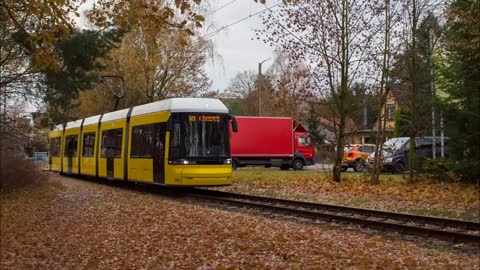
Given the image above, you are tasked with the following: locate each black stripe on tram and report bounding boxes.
[78,119,85,175]
[60,123,66,174]
[124,107,134,181]
[95,114,104,178]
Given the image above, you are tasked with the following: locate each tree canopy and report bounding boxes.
[438,0,480,181]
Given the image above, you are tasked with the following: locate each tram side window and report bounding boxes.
[82,132,96,157]
[49,137,61,157]
[64,135,78,157]
[101,129,123,158]
[131,124,164,158]
[131,125,154,158]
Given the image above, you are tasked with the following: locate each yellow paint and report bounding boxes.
[129,111,170,126]
[63,127,81,174]
[164,164,232,186]
[47,109,233,186]
[81,157,96,176]
[126,111,170,183]
[98,119,126,179]
[80,124,97,176]
[48,130,63,172]
[128,158,154,182]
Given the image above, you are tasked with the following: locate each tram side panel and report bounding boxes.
[80,124,97,176]
[99,119,126,180]
[62,127,81,174]
[48,130,63,172]
[127,111,170,183]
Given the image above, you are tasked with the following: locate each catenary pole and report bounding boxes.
[258,58,271,116]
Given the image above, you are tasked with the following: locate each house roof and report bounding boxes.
[317,116,361,132]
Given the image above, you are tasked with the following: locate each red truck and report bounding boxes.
[230,116,315,170]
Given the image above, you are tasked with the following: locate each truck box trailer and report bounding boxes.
[230,116,315,170]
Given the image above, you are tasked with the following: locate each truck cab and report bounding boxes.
[292,124,316,170]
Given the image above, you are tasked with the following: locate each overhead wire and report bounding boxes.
[204,0,241,17]
[199,2,282,40]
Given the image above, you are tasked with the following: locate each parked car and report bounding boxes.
[366,137,448,174]
[342,144,376,172]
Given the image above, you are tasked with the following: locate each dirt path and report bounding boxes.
[1,175,478,269]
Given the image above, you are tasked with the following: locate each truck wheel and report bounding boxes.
[232,160,239,170]
[280,164,290,171]
[353,159,365,172]
[393,162,405,174]
[292,159,304,170]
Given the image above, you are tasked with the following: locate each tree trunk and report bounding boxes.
[333,112,346,182]
[408,0,418,183]
[371,0,392,185]
[332,0,349,183]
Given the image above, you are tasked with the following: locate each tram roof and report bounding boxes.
[83,115,102,126]
[55,98,228,129]
[131,98,228,117]
[101,108,130,123]
[53,124,63,131]
[65,119,83,129]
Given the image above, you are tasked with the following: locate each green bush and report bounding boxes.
[420,158,456,183]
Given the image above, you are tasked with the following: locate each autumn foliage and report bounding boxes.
[225,168,480,221]
[1,175,478,269]
[0,147,47,191]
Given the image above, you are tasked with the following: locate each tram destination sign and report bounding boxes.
[188,115,220,122]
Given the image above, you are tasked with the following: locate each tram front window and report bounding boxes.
[169,114,230,163]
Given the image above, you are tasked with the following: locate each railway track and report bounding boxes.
[50,172,479,245]
[185,188,480,244]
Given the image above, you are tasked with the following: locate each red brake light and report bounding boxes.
[347,153,354,158]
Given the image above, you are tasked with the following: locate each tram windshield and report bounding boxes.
[169,113,230,160]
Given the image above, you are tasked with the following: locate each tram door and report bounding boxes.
[67,154,73,173]
[106,153,114,179]
[102,129,123,180]
[153,123,166,184]
[65,135,77,174]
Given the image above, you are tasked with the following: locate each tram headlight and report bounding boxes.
[170,159,196,165]
[224,158,232,164]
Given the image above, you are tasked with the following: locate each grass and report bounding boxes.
[232,167,406,183]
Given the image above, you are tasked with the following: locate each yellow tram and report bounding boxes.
[48,98,235,186]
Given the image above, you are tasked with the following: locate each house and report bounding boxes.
[315,84,406,145]
[353,84,408,143]
[316,116,364,145]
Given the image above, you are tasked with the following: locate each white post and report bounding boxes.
[257,58,271,116]
[430,28,436,159]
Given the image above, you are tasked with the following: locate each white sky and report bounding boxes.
[73,0,278,93]
[203,0,279,92]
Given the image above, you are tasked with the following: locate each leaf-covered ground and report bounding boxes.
[216,168,480,222]
[1,175,479,269]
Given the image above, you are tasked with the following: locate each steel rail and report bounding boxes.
[186,188,480,244]
[190,189,480,230]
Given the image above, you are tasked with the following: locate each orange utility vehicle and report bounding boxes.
[342,144,375,172]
